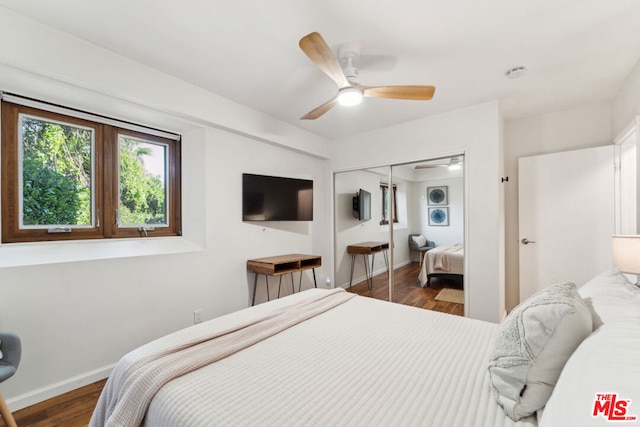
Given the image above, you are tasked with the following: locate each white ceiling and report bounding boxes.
[1,0,640,140]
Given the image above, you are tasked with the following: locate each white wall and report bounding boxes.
[613,58,640,137]
[330,101,503,323]
[503,103,612,309]
[0,8,331,409]
[503,54,640,311]
[412,177,464,246]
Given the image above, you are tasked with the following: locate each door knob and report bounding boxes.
[521,238,536,245]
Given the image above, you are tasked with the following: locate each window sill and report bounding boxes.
[0,236,204,269]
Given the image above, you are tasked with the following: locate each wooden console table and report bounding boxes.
[347,242,389,290]
[247,254,321,305]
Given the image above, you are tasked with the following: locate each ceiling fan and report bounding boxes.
[415,157,463,170]
[298,32,436,120]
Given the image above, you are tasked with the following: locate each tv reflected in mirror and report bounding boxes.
[242,173,313,221]
[352,188,371,221]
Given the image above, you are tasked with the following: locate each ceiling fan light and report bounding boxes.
[448,158,462,170]
[338,87,363,106]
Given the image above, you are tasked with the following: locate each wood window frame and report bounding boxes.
[1,100,181,243]
[379,183,398,225]
[104,128,181,238]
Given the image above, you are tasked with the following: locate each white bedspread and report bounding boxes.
[419,244,464,286]
[91,289,354,427]
[104,289,537,427]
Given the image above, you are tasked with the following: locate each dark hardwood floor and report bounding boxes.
[1,379,106,427]
[346,261,465,316]
[3,261,463,427]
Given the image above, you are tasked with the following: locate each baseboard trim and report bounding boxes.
[7,364,114,411]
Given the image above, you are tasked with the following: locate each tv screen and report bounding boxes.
[242,173,313,221]
[353,188,371,221]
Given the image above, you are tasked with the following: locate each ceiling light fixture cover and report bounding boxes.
[505,66,527,79]
[448,158,462,170]
[338,87,363,106]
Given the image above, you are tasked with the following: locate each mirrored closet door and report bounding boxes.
[334,155,465,314]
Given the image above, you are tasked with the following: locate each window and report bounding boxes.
[380,183,398,225]
[1,99,181,243]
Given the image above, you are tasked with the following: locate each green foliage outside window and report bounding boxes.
[118,138,167,225]
[21,117,92,226]
[22,158,84,225]
[21,117,166,227]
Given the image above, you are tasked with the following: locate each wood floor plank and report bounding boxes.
[2,379,106,427]
[346,261,464,316]
[3,262,463,426]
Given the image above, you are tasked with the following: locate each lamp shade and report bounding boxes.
[612,235,640,274]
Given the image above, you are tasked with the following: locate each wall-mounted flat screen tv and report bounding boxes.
[352,188,371,221]
[242,173,313,221]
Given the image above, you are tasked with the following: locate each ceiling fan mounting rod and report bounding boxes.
[338,42,360,62]
[343,56,359,81]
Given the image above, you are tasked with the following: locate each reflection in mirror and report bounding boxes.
[334,167,391,295]
[334,156,465,317]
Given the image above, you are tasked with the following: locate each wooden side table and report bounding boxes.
[347,242,389,290]
[247,254,321,305]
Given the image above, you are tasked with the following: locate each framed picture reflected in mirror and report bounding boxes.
[428,207,449,226]
[427,186,448,206]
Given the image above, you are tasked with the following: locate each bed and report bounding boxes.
[418,244,464,287]
[90,269,640,427]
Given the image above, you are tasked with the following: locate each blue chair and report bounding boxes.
[0,333,21,427]
[408,234,435,266]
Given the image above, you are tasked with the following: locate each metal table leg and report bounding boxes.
[383,250,389,277]
[252,273,258,306]
[370,253,376,290]
[363,254,372,291]
[277,275,283,298]
[265,274,270,301]
[349,254,355,287]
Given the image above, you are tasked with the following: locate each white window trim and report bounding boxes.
[116,134,171,228]
[17,112,98,230]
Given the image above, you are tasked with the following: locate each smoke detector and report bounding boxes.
[505,66,527,79]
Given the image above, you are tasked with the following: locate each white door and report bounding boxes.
[615,118,639,235]
[518,145,615,301]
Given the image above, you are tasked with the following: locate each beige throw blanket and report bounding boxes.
[433,244,463,272]
[90,289,355,427]
[418,244,464,286]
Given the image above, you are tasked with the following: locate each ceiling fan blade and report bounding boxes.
[415,164,447,169]
[359,84,436,100]
[299,32,350,89]
[300,97,339,120]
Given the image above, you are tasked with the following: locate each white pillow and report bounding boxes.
[488,282,592,421]
[578,268,640,329]
[540,319,640,426]
[412,235,427,247]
